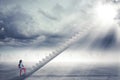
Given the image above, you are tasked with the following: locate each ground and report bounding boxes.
[0,62,119,80]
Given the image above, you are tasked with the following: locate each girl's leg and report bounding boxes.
[23,68,26,74]
[20,69,22,76]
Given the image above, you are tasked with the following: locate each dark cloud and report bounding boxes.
[39,9,58,21]
[0,35,46,47]
[0,23,6,39]
[90,29,117,50]
[35,33,67,47]
[0,6,40,39]
[0,0,119,51]
[113,0,120,3]
[68,27,120,52]
[0,30,67,48]
[0,5,45,47]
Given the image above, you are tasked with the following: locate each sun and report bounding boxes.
[94,2,118,27]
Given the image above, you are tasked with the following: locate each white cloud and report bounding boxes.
[0,0,120,49]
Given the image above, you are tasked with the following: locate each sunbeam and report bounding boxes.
[94,1,118,28]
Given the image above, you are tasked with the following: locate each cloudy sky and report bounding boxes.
[0,0,120,63]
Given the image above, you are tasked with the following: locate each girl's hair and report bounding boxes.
[19,60,22,63]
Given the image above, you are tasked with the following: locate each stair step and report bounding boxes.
[15,26,92,80]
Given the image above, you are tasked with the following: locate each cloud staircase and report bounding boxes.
[9,26,91,80]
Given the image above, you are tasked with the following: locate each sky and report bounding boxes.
[0,0,120,64]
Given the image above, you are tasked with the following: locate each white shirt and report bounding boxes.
[19,62,24,69]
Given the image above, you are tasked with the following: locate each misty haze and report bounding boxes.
[0,0,120,80]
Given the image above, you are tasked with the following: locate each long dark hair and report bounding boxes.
[19,60,22,64]
[18,60,22,68]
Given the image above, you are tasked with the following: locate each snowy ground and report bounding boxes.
[0,62,119,80]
